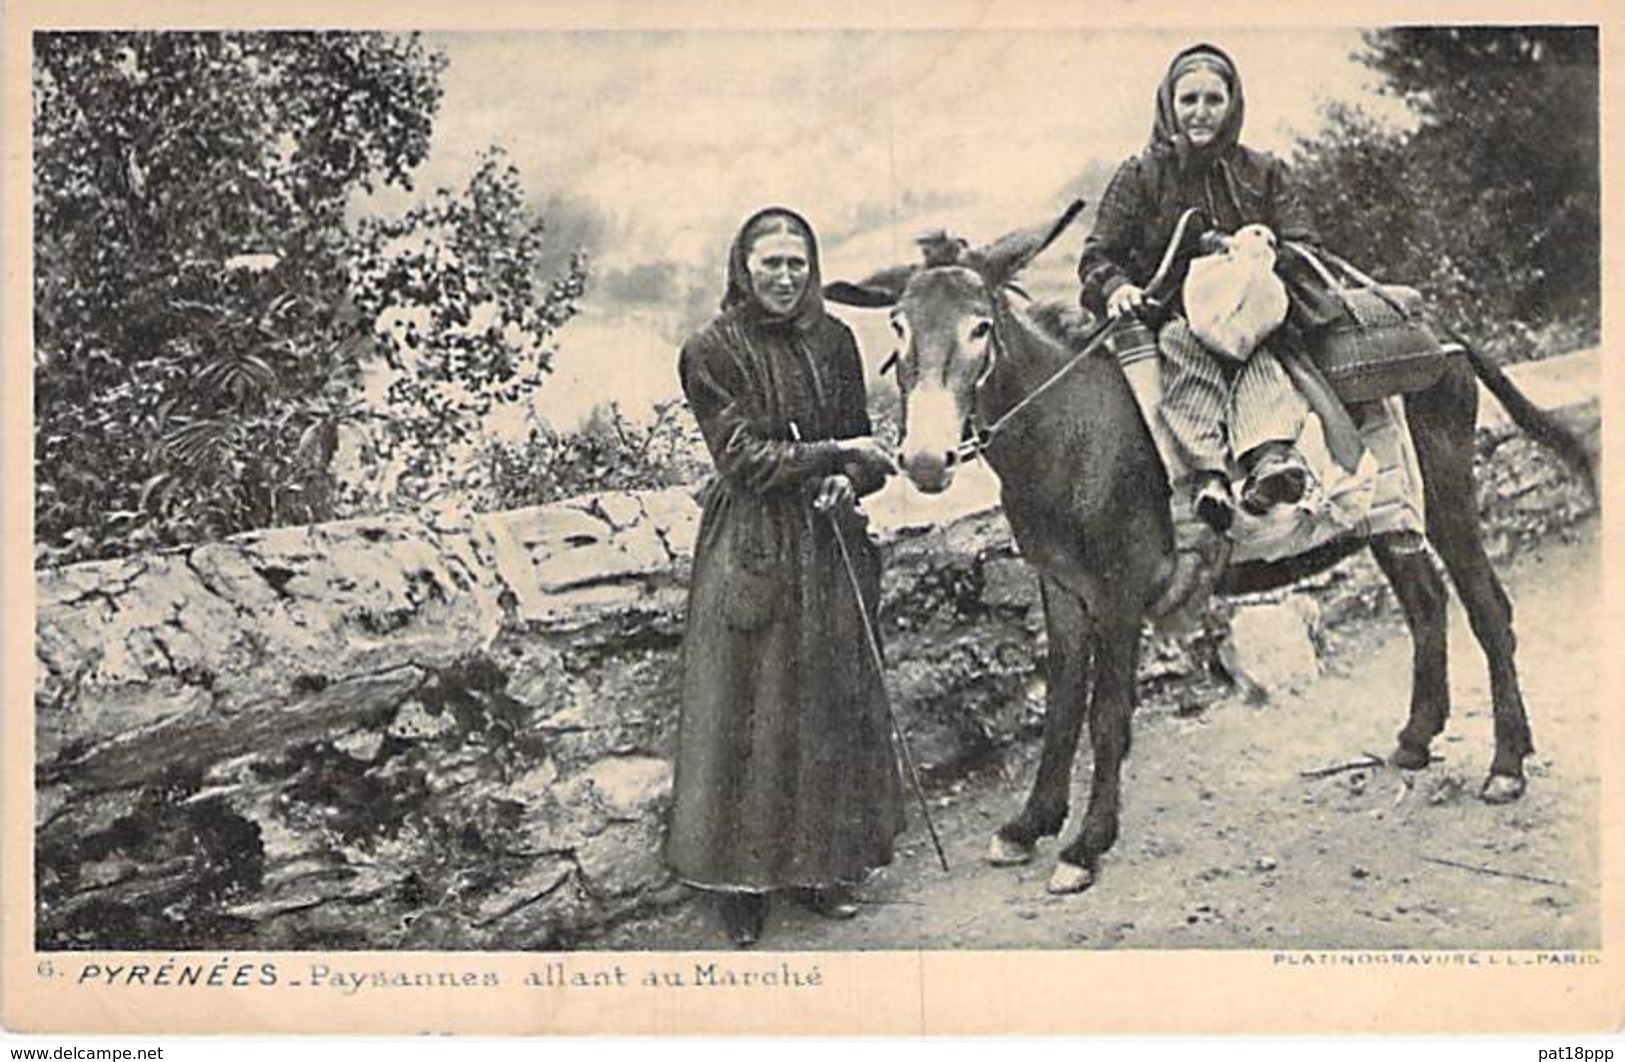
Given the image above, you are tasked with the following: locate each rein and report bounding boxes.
[953,310,1123,463]
[945,207,1193,464]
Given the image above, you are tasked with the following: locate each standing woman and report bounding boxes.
[665,207,904,948]
[1080,43,1334,530]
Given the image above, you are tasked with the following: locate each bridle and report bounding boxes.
[955,309,1122,463]
[884,204,1200,469]
[886,289,1126,467]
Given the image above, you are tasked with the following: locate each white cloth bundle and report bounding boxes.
[1182,224,1289,363]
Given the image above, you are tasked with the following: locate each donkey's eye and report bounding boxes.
[969,320,992,341]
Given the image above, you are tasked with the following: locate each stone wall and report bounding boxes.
[33,352,1599,951]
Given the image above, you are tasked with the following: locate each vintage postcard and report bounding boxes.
[3,0,1621,1038]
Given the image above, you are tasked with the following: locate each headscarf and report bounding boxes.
[1150,43,1247,171]
[1148,43,1252,233]
[721,206,826,333]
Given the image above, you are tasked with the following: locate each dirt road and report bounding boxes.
[603,521,1601,952]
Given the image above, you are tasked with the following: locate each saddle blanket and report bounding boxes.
[1111,326,1426,565]
[1224,394,1425,565]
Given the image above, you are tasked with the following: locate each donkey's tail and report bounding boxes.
[1442,324,1599,502]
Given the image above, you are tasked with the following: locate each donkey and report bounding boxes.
[826,202,1596,894]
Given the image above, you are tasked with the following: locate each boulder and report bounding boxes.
[1221,598,1322,700]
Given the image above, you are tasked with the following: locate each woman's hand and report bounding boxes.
[1106,283,1148,319]
[813,474,855,514]
[838,437,897,481]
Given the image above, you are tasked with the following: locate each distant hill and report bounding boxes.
[547,170,1126,428]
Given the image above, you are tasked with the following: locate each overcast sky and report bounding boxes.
[358,27,1412,427]
[394,27,1409,273]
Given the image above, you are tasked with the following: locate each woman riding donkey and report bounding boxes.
[1080,43,1343,534]
[822,48,1594,896]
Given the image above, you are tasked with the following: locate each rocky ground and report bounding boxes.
[596,520,1600,952]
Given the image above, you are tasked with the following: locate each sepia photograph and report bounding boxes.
[4,0,1619,1038]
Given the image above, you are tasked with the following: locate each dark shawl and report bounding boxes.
[664,208,903,891]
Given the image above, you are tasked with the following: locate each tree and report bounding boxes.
[33,33,587,564]
[1292,28,1599,339]
[1363,28,1598,322]
[345,151,588,509]
[33,32,445,560]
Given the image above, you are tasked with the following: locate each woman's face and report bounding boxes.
[746,230,811,315]
[1173,67,1231,147]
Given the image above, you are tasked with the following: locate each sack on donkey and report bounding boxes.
[1284,243,1451,404]
[1180,224,1290,363]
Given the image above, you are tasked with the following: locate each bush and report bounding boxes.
[33,32,444,564]
[1291,28,1598,359]
[476,401,711,511]
[33,33,587,566]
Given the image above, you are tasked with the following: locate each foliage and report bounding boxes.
[33,32,444,562]
[476,400,709,511]
[345,151,588,509]
[33,33,588,566]
[1291,27,1598,355]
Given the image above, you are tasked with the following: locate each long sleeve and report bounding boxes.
[1078,157,1146,316]
[679,330,843,494]
[828,325,887,497]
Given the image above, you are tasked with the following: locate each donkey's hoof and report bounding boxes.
[987,834,1035,867]
[1046,861,1095,895]
[1480,774,1527,804]
[1391,745,1433,771]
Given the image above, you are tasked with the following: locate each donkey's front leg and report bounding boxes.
[1052,614,1142,893]
[989,578,1092,866]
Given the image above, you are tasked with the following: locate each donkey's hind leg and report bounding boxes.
[1407,372,1533,802]
[1370,532,1450,770]
[989,578,1091,866]
[1431,518,1532,802]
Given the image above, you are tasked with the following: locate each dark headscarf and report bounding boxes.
[721,206,827,333]
[1150,43,1247,172]
[1147,43,1253,232]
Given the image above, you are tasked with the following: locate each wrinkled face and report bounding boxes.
[889,268,997,494]
[746,230,811,316]
[1173,67,1231,146]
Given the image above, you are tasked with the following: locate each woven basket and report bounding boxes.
[1287,245,1449,404]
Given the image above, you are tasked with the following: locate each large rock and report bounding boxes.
[1221,598,1323,700]
[46,666,424,790]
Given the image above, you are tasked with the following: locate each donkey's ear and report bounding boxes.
[972,198,1088,285]
[823,282,898,308]
[823,263,917,308]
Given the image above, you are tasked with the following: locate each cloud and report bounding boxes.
[372,27,1407,427]
[414,28,1397,265]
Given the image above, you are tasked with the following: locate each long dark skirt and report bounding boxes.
[664,489,904,891]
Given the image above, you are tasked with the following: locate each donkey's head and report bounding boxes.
[827,200,1085,493]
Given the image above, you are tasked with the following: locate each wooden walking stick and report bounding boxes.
[792,420,950,873]
[826,498,951,874]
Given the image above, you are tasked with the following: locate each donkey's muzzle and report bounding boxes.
[900,447,957,494]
